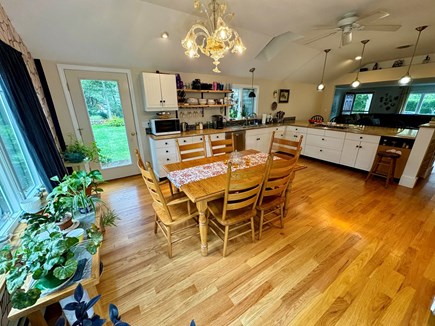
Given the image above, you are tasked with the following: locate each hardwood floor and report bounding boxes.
[98,157,435,325]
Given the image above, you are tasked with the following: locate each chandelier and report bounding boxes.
[181,0,246,73]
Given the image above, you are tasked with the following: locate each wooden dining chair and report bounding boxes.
[136,151,198,257]
[207,162,265,257]
[256,154,299,240]
[268,131,303,160]
[208,134,234,156]
[176,138,207,162]
[135,149,174,195]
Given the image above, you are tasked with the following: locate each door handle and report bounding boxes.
[131,132,137,136]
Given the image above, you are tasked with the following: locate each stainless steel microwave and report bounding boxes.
[150,118,180,135]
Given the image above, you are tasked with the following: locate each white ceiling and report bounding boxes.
[1,0,434,83]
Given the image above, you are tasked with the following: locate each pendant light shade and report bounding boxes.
[398,25,428,85]
[249,67,256,98]
[351,39,370,88]
[317,49,331,92]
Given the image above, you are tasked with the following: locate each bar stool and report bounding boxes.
[366,151,401,188]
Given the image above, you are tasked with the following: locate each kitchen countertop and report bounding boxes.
[148,120,419,140]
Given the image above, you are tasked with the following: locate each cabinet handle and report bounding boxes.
[183,140,187,143]
[166,150,169,153]
[355,145,359,148]
[165,142,168,145]
[360,136,363,139]
[359,146,362,148]
[163,100,166,103]
[216,136,219,138]
[160,100,163,103]
[320,149,323,152]
[322,138,325,141]
[166,158,170,161]
[257,138,260,141]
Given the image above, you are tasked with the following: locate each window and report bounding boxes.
[229,85,258,120]
[403,92,435,115]
[341,92,374,115]
[0,80,43,237]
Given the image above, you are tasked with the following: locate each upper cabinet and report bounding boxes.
[141,72,178,111]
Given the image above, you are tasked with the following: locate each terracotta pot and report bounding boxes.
[56,213,73,231]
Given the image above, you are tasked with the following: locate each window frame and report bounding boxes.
[229,83,259,120]
[341,92,374,115]
[402,92,435,115]
[0,81,44,238]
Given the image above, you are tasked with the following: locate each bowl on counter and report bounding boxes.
[186,98,198,105]
[198,99,207,105]
[207,99,215,105]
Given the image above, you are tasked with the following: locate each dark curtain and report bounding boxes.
[0,40,66,190]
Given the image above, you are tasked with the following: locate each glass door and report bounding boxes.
[64,69,139,180]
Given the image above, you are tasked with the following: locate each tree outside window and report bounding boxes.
[403,92,435,115]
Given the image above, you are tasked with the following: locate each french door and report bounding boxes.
[64,69,139,180]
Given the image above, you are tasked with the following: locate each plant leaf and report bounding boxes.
[11,288,41,309]
[74,283,84,302]
[53,258,78,280]
[6,267,28,292]
[109,303,120,322]
[55,316,66,326]
[64,302,79,311]
[85,294,101,310]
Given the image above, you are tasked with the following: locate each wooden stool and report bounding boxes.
[366,151,401,188]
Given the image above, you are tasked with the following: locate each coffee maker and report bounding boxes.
[212,115,224,129]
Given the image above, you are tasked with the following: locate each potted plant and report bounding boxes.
[0,223,103,309]
[63,136,108,164]
[56,283,129,326]
[100,208,120,233]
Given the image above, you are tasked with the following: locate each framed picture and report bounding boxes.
[278,89,290,103]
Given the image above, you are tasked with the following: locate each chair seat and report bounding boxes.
[208,198,256,226]
[256,195,285,211]
[153,197,197,226]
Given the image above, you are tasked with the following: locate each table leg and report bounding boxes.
[284,171,296,216]
[27,310,48,326]
[86,285,104,317]
[197,200,208,256]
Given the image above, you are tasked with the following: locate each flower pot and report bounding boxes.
[64,152,86,163]
[34,270,65,292]
[56,213,73,231]
[75,212,96,230]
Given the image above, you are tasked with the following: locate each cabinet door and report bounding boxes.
[142,73,163,110]
[246,134,258,151]
[340,139,359,167]
[258,134,271,153]
[159,74,178,109]
[355,141,379,171]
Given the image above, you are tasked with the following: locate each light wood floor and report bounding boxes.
[98,157,435,325]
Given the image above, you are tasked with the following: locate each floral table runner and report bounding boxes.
[167,152,271,188]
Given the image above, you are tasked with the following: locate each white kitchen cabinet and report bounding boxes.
[340,134,380,171]
[149,138,178,178]
[246,128,272,153]
[305,130,345,163]
[285,126,307,155]
[205,133,225,156]
[141,72,178,111]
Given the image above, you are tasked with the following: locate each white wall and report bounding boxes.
[41,61,322,169]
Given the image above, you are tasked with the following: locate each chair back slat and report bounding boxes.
[269,131,303,159]
[135,149,173,221]
[221,162,264,221]
[257,154,298,205]
[209,135,234,156]
[176,139,207,162]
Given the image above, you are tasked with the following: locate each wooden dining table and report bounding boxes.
[163,149,306,256]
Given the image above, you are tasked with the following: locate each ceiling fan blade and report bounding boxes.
[312,25,339,30]
[302,30,340,45]
[356,10,390,25]
[361,24,401,32]
[256,31,303,61]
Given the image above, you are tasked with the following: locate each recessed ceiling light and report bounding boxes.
[161,32,169,39]
[355,55,362,60]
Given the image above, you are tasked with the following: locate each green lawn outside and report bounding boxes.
[91,124,131,165]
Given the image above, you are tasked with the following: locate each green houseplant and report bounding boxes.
[63,137,108,164]
[0,223,103,309]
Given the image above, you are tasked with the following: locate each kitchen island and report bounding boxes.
[147,121,432,188]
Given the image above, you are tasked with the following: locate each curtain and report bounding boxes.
[0,40,66,190]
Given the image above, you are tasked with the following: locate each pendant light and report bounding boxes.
[317,49,331,91]
[398,25,428,85]
[351,39,370,88]
[249,67,256,98]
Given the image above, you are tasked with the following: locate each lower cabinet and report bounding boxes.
[304,129,345,164]
[285,126,307,155]
[340,134,380,171]
[149,138,177,178]
[246,128,272,153]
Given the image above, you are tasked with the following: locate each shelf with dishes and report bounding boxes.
[178,104,233,108]
[177,89,233,93]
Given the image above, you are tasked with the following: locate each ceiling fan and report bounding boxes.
[304,10,401,46]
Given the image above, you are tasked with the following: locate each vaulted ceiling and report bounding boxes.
[2,0,434,83]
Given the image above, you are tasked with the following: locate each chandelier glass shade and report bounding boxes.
[181,0,246,73]
[351,40,369,88]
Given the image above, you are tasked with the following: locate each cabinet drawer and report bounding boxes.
[209,133,225,141]
[305,145,341,163]
[155,147,178,157]
[345,133,380,144]
[286,126,307,133]
[178,136,192,145]
[324,130,345,139]
[157,153,178,164]
[153,138,176,149]
[306,128,325,136]
[306,134,344,150]
[191,135,205,143]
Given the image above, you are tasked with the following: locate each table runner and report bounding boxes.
[167,152,270,188]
